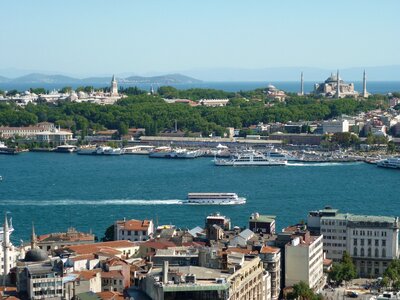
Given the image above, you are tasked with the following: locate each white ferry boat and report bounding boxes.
[264,149,300,161]
[376,157,400,169]
[184,193,246,205]
[149,146,174,158]
[214,150,287,166]
[96,146,124,155]
[124,145,155,155]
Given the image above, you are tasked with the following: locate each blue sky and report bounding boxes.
[1,0,399,77]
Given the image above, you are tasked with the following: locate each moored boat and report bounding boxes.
[214,149,287,166]
[54,145,77,153]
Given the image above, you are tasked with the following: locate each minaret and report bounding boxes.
[31,222,37,249]
[111,75,118,97]
[2,213,10,285]
[336,70,341,98]
[300,72,304,96]
[362,70,368,98]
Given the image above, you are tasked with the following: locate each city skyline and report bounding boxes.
[1,1,399,79]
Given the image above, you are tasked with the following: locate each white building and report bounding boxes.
[285,233,324,291]
[308,207,399,277]
[114,219,154,242]
[199,99,229,107]
[322,119,349,134]
[35,127,73,145]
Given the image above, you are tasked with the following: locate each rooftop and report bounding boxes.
[249,214,276,223]
[116,219,152,231]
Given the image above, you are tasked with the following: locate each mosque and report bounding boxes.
[302,70,369,98]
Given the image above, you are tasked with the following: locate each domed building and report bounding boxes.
[314,70,359,98]
[15,224,63,299]
[265,83,286,102]
[24,248,49,263]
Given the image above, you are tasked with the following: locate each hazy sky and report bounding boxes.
[1,0,399,76]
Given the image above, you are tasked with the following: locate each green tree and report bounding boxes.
[328,251,356,285]
[101,224,115,242]
[30,88,46,94]
[287,281,322,300]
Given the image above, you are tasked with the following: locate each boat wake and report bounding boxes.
[0,199,185,206]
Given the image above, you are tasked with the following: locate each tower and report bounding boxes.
[336,70,341,98]
[31,222,37,249]
[111,75,118,97]
[300,72,304,96]
[2,213,10,285]
[362,70,368,98]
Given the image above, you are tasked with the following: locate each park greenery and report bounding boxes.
[286,281,323,300]
[0,86,392,139]
[328,251,357,286]
[381,259,400,291]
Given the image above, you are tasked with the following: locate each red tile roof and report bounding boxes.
[260,245,280,254]
[117,219,152,231]
[96,291,124,300]
[101,270,124,279]
[65,241,137,255]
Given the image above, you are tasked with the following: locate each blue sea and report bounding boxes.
[1,153,399,243]
[1,81,400,94]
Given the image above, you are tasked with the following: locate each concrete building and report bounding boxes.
[142,255,267,300]
[285,233,324,291]
[322,119,349,134]
[249,213,276,234]
[259,245,281,300]
[114,219,154,242]
[308,207,400,277]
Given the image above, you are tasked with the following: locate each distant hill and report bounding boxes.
[0,73,202,86]
[122,73,202,84]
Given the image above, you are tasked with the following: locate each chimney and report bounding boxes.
[162,260,169,284]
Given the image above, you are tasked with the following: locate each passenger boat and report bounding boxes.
[214,150,287,166]
[124,145,155,155]
[183,193,246,205]
[264,149,300,161]
[376,157,400,169]
[149,146,175,158]
[96,146,124,155]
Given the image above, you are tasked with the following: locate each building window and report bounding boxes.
[382,249,386,258]
[375,240,379,246]
[354,238,357,246]
[368,239,372,246]
[361,248,365,257]
[367,248,372,257]
[361,239,365,246]
[375,248,379,258]
[354,247,357,256]
[382,240,386,247]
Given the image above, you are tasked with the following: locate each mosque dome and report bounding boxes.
[24,248,49,262]
[325,74,342,83]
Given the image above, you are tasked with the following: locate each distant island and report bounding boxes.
[0,73,202,85]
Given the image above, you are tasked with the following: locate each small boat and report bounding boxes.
[54,145,77,153]
[182,193,246,205]
[0,142,22,155]
[96,146,124,155]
